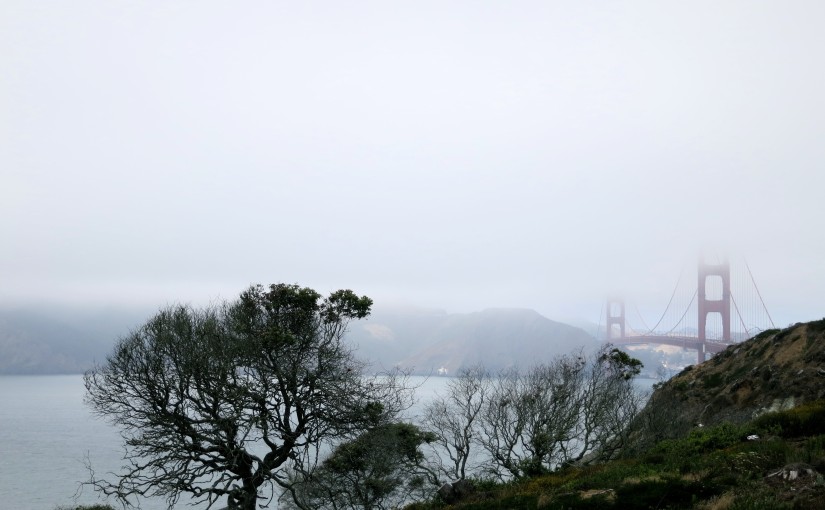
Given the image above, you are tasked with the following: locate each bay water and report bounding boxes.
[0,375,447,510]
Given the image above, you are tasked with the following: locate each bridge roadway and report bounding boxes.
[610,335,734,355]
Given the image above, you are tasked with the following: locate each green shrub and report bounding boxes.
[671,379,690,392]
[540,491,615,510]
[800,434,825,463]
[720,440,791,478]
[774,326,795,342]
[728,485,793,510]
[569,460,648,490]
[55,505,117,510]
[703,372,725,389]
[465,476,504,492]
[753,400,825,437]
[807,318,825,334]
[643,451,666,465]
[651,422,750,460]
[450,493,538,509]
[753,329,780,341]
[728,363,751,383]
[614,477,719,509]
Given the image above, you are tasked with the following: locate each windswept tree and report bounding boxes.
[478,358,583,479]
[421,365,490,482]
[84,284,411,510]
[564,347,646,464]
[477,346,643,479]
[424,346,644,481]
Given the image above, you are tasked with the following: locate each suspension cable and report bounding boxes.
[730,291,750,338]
[632,302,651,332]
[645,267,684,334]
[662,289,697,336]
[745,259,775,329]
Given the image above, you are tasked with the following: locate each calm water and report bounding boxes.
[0,375,448,510]
[0,375,172,509]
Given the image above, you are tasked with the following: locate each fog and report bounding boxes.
[3,1,824,328]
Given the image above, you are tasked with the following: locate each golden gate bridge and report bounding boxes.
[601,258,775,364]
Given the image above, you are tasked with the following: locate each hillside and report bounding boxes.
[631,318,825,449]
[347,307,597,374]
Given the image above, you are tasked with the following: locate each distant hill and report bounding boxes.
[0,304,597,375]
[346,307,597,374]
[0,306,148,375]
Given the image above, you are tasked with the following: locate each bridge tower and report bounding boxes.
[605,299,625,340]
[697,259,731,363]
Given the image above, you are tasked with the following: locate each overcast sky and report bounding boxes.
[2,1,824,329]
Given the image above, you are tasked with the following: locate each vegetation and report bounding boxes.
[407,403,825,509]
[84,283,411,510]
[421,347,645,483]
[285,422,438,509]
[55,506,116,510]
[752,400,825,438]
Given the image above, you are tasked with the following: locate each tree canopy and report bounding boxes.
[284,422,437,510]
[84,283,410,510]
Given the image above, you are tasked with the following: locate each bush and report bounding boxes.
[651,422,751,460]
[753,329,780,341]
[539,491,615,510]
[703,372,725,389]
[807,318,825,334]
[614,477,719,509]
[728,485,793,510]
[719,440,791,479]
[55,505,117,510]
[753,400,825,438]
[800,434,825,464]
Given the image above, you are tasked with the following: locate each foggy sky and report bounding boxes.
[2,1,824,328]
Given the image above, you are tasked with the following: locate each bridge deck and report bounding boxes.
[610,335,734,354]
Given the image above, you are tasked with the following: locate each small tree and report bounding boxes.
[563,347,645,464]
[84,284,410,510]
[478,357,583,479]
[284,422,437,510]
[427,346,644,481]
[421,364,489,482]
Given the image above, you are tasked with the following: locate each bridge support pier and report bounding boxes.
[605,299,625,340]
[697,259,731,364]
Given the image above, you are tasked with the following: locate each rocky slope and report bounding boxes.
[632,318,825,448]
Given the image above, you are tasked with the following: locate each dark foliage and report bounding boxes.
[752,400,825,438]
[84,284,409,510]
